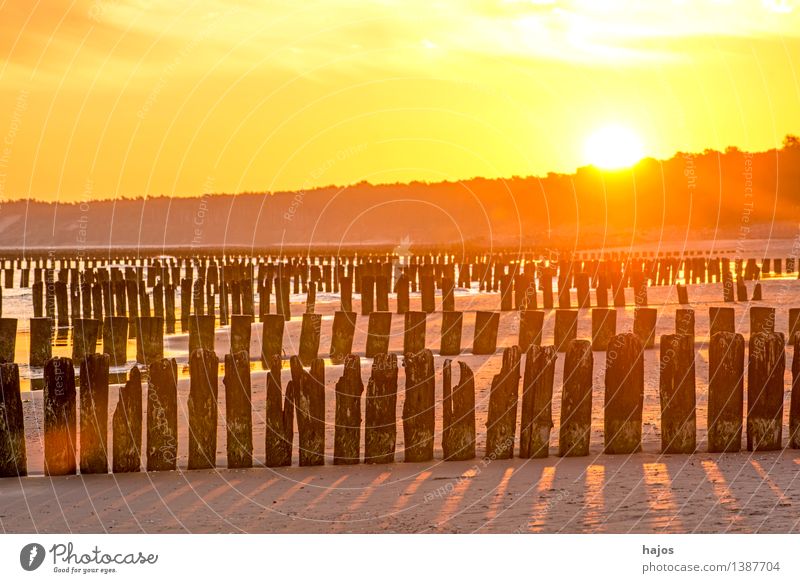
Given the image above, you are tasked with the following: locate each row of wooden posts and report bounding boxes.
[2,325,800,478]
[7,302,800,372]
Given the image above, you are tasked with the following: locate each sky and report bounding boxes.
[1,0,799,202]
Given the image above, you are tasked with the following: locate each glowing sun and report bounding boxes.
[584,125,644,169]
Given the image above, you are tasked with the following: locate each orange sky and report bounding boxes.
[1,0,799,202]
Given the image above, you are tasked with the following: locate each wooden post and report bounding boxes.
[334,354,363,465]
[366,312,392,357]
[265,355,293,467]
[707,332,745,452]
[0,318,17,362]
[187,349,219,470]
[341,276,353,313]
[442,277,455,312]
[44,356,77,476]
[230,314,253,356]
[188,314,215,353]
[709,307,735,336]
[79,353,110,474]
[591,308,616,351]
[223,351,253,468]
[361,274,375,315]
[485,345,521,459]
[164,283,176,333]
[752,282,763,301]
[403,311,426,355]
[559,339,593,457]
[305,280,316,314]
[135,317,164,364]
[675,308,695,338]
[575,272,590,309]
[299,313,322,366]
[749,306,775,335]
[375,275,389,312]
[790,333,800,449]
[518,309,544,352]
[519,345,556,458]
[365,353,398,464]
[0,363,26,477]
[541,270,554,310]
[402,349,435,462]
[747,331,784,451]
[472,311,500,355]
[736,277,747,301]
[789,308,800,344]
[554,309,578,353]
[439,311,463,356]
[676,284,689,305]
[291,356,325,466]
[442,359,475,460]
[633,307,657,349]
[112,367,142,473]
[103,316,128,368]
[659,334,696,453]
[395,273,409,314]
[146,358,178,471]
[55,281,69,327]
[420,275,435,313]
[604,333,644,454]
[29,317,53,367]
[260,313,285,367]
[330,311,356,365]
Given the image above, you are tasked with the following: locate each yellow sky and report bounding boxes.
[1,0,799,202]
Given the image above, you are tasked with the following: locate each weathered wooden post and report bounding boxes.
[55,281,69,327]
[749,306,775,335]
[554,309,578,353]
[330,311,356,364]
[591,308,616,351]
[420,275,435,313]
[44,356,77,476]
[333,354,363,465]
[402,349,435,462]
[518,309,544,352]
[633,307,657,349]
[722,270,735,302]
[395,273,409,314]
[403,311,427,355]
[223,351,253,469]
[291,356,325,466]
[440,310,463,356]
[790,333,800,449]
[604,333,644,454]
[747,331,784,451]
[113,280,127,318]
[112,367,142,473]
[164,283,176,333]
[187,349,219,470]
[0,363,26,477]
[260,313,285,368]
[707,332,745,452]
[103,316,128,368]
[29,317,53,367]
[442,359,475,461]
[472,311,500,355]
[632,272,648,306]
[230,314,253,356]
[180,279,192,332]
[126,280,140,338]
[146,358,178,471]
[442,277,455,312]
[709,306,735,336]
[32,280,44,317]
[559,339,593,456]
[675,308,695,338]
[0,318,17,362]
[341,276,353,313]
[265,355,293,467]
[375,275,390,312]
[659,334,696,453]
[79,353,110,474]
[305,280,316,314]
[366,312,392,357]
[135,317,164,364]
[736,276,748,301]
[299,313,322,366]
[752,282,763,301]
[365,353,398,463]
[575,272,590,309]
[485,345,521,459]
[676,284,689,305]
[541,269,554,310]
[361,274,375,315]
[519,345,556,458]
[189,314,215,353]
